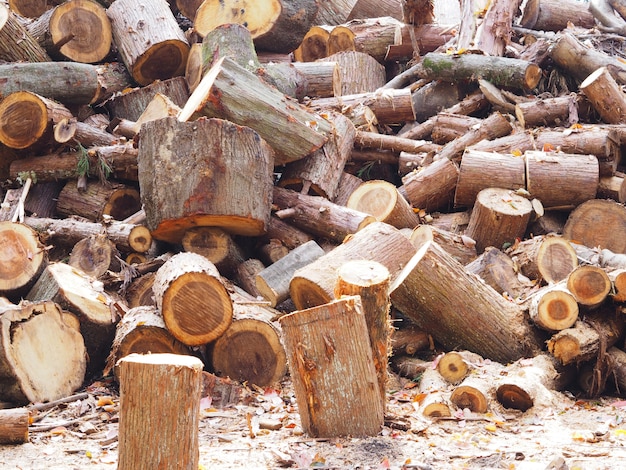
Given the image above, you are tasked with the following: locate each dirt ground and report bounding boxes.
[2,373,626,470]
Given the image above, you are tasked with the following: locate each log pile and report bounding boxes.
[3,0,626,440]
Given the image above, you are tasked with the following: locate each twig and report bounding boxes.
[28,392,90,412]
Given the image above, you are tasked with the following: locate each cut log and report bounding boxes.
[328,17,402,64]
[290,222,416,310]
[515,94,583,129]
[335,260,391,407]
[313,0,359,26]
[181,227,244,278]
[7,0,54,19]
[0,221,47,301]
[566,265,612,309]
[266,216,314,250]
[0,408,29,444]
[598,172,626,203]
[528,282,579,332]
[520,0,595,31]
[437,351,470,385]
[210,301,287,387]
[0,4,50,62]
[68,234,118,279]
[138,117,274,242]
[258,240,288,265]
[56,180,141,222]
[431,113,483,145]
[610,269,626,303]
[346,180,419,229]
[25,262,118,376]
[580,67,626,124]
[0,91,72,150]
[400,158,459,213]
[563,199,626,254]
[103,306,191,378]
[389,240,542,363]
[193,0,318,54]
[235,259,265,299]
[0,300,86,405]
[608,346,626,395]
[333,171,364,207]
[293,25,331,62]
[506,235,578,285]
[391,323,432,356]
[449,377,489,413]
[107,0,189,85]
[411,225,477,265]
[256,240,325,308]
[417,366,452,418]
[117,353,203,470]
[279,296,384,437]
[465,246,532,299]
[125,272,156,308]
[465,187,533,254]
[152,252,233,346]
[54,118,119,147]
[355,130,441,154]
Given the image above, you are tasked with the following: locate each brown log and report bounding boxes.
[391,323,432,356]
[563,199,626,254]
[54,118,119,147]
[389,240,542,363]
[567,265,612,309]
[0,4,50,62]
[437,351,470,385]
[118,353,203,470]
[348,0,403,21]
[235,259,265,299]
[313,0,359,26]
[125,272,157,308]
[608,346,626,395]
[333,171,364,206]
[346,180,419,229]
[56,180,141,222]
[465,246,533,299]
[293,25,331,62]
[411,225,477,265]
[388,23,455,61]
[328,17,402,64]
[258,240,288,269]
[181,227,244,278]
[449,377,489,413]
[400,158,459,213]
[256,240,325,308]
[0,300,86,405]
[326,50,387,95]
[430,113,483,145]
[266,215,314,250]
[355,130,441,154]
[416,367,452,418]
[335,260,391,407]
[289,222,416,310]
[210,300,287,387]
[8,0,55,18]
[107,0,189,85]
[610,269,626,303]
[528,282,579,332]
[103,306,191,378]
[69,234,118,279]
[520,0,595,31]
[138,117,273,242]
[152,252,233,346]
[507,235,578,285]
[598,172,626,203]
[279,296,384,437]
[0,91,72,150]
[398,152,427,177]
[292,61,342,98]
[515,94,582,128]
[465,188,533,253]
[0,408,29,444]
[194,0,318,54]
[580,66,626,124]
[26,262,119,376]
[272,186,375,243]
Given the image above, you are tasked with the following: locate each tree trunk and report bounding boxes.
[279,296,384,437]
[563,199,626,254]
[54,118,119,147]
[0,4,50,62]
[117,353,203,470]
[411,225,477,265]
[138,116,274,242]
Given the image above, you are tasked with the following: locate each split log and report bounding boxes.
[118,353,203,470]
[69,234,118,279]
[506,235,578,285]
[25,262,119,375]
[458,0,521,57]
[272,186,375,243]
[180,56,333,166]
[580,67,626,124]
[210,301,287,387]
[0,300,86,405]
[103,306,191,378]
[0,91,72,150]
[289,222,416,310]
[107,0,189,85]
[256,240,325,308]
[24,216,152,254]
[152,252,233,346]
[0,4,50,62]
[335,260,391,406]
[528,282,579,332]
[0,222,47,301]
[437,351,470,385]
[193,0,318,54]
[520,0,595,31]
[400,158,459,213]
[27,0,111,63]
[566,265,612,309]
[465,246,533,299]
[266,216,314,250]
[279,296,384,437]
[0,408,29,444]
[138,117,274,242]
[181,227,244,278]
[346,180,419,229]
[56,180,141,222]
[449,377,489,413]
[411,225,477,265]
[389,240,542,363]
[563,199,626,254]
[465,187,533,253]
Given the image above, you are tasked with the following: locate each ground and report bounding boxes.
[2,375,626,470]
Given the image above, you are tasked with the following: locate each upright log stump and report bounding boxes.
[118,353,203,470]
[280,296,384,437]
[138,116,274,242]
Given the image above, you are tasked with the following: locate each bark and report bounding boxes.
[465,246,533,299]
[181,227,244,278]
[0,4,50,62]
[327,50,387,95]
[0,408,29,444]
[520,0,595,31]
[515,94,583,128]
[412,225,477,265]
[388,23,455,61]
[598,172,626,203]
[54,118,119,147]
[563,199,626,254]
[56,180,141,222]
[313,0,359,26]
[346,180,419,229]
[580,66,626,124]
[355,130,441,154]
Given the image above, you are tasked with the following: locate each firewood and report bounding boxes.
[23,181,63,218]
[515,94,583,128]
[125,272,156,308]
[0,4,50,62]
[266,216,314,250]
[528,282,579,332]
[390,240,543,363]
[465,187,533,253]
[175,0,202,20]
[53,118,119,147]
[0,91,73,150]
[348,0,403,21]
[107,0,189,85]
[256,240,325,308]
[0,300,86,405]
[56,180,141,222]
[279,296,384,437]
[181,227,244,278]
[388,23,455,61]
[580,66,626,124]
[69,233,119,279]
[437,352,470,385]
[457,0,520,57]
[193,0,318,54]
[235,259,265,299]
[355,130,441,154]
[608,346,626,396]
[0,222,47,301]
[412,225,477,265]
[117,353,203,470]
[563,199,626,254]
[609,269,626,303]
[567,265,612,310]
[7,0,53,18]
[103,306,191,378]
[210,300,287,387]
[293,25,331,62]
[417,367,453,418]
[398,152,427,177]
[153,252,233,346]
[450,377,489,413]
[0,408,29,444]
[507,235,578,285]
[333,171,364,206]
[290,222,416,309]
[520,0,595,31]
[327,17,402,63]
[291,61,342,98]
[335,260,391,406]
[598,172,626,203]
[400,158,459,213]
[313,0,359,26]
[347,180,419,229]
[430,113,483,145]
[465,246,532,298]
[27,0,111,63]
[391,324,432,356]
[26,262,119,375]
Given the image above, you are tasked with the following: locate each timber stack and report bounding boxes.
[2,0,626,438]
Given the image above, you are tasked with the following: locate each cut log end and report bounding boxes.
[0,92,48,149]
[0,222,46,295]
[567,266,611,308]
[133,40,189,86]
[437,352,469,384]
[496,384,533,411]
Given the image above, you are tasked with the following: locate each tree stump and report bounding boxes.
[152,252,233,346]
[138,116,274,242]
[117,353,203,470]
[279,296,384,437]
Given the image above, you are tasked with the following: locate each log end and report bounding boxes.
[151,215,267,244]
[133,40,190,86]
